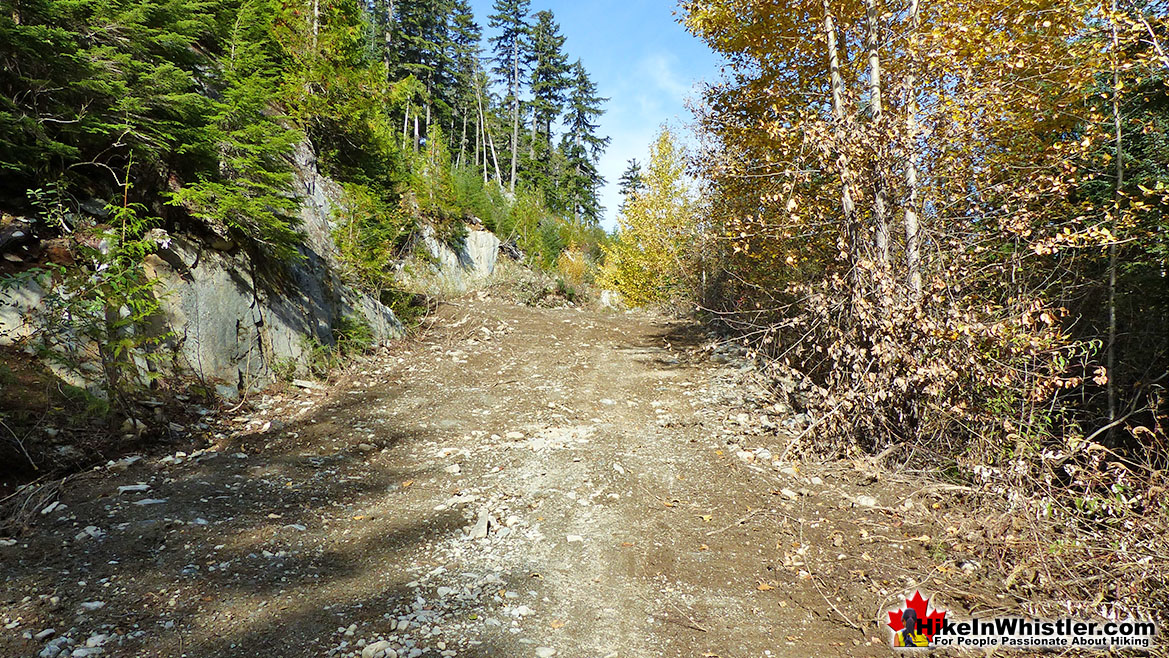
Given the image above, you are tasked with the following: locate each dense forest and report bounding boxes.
[0,0,610,274]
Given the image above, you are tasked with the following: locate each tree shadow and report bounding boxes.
[0,392,511,657]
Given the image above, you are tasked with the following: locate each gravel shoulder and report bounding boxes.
[0,297,1004,658]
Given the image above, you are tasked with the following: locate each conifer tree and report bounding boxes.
[559,60,609,224]
[526,10,570,163]
[487,0,531,193]
[169,0,302,259]
[617,159,646,212]
[448,0,481,163]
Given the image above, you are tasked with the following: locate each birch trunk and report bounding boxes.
[822,0,858,270]
[903,0,923,300]
[1108,1,1123,433]
[865,0,891,268]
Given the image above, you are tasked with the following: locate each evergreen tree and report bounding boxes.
[169,0,302,260]
[0,0,213,203]
[525,10,569,164]
[487,0,530,193]
[559,60,609,224]
[392,0,456,138]
[618,159,646,211]
[448,0,481,163]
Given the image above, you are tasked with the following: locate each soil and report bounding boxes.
[0,296,1011,658]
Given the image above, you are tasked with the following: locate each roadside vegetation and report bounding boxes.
[598,0,1169,625]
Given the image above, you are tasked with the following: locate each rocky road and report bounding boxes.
[0,297,996,658]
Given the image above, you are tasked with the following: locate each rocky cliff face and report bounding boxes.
[0,143,502,398]
[137,143,405,396]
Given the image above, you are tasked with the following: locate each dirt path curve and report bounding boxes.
[1,299,980,658]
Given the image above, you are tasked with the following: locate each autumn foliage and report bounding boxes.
[682,0,1169,622]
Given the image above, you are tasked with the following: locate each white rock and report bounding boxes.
[117,484,151,494]
[132,498,168,506]
[468,509,490,540]
[362,640,391,658]
[505,431,524,440]
[34,628,55,641]
[0,539,18,547]
[566,534,583,543]
[444,464,462,475]
[40,501,62,515]
[536,648,557,658]
[855,495,879,508]
[85,634,110,647]
[780,488,799,501]
[79,601,106,611]
[612,463,625,475]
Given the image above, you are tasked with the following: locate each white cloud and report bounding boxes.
[637,52,692,100]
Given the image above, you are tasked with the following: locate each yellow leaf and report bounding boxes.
[757,582,775,591]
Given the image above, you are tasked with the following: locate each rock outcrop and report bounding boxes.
[137,142,404,395]
[407,225,501,294]
[0,141,508,397]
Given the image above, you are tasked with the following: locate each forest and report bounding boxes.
[0,0,610,276]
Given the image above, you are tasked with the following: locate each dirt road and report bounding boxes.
[1,298,991,658]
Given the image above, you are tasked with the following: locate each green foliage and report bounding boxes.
[302,314,374,378]
[332,182,415,292]
[169,0,303,260]
[0,0,212,200]
[379,289,430,328]
[2,191,171,421]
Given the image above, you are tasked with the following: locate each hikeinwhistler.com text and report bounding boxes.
[922,617,1157,649]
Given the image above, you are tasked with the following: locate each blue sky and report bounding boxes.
[467,0,725,230]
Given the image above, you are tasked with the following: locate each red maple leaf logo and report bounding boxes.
[887,590,947,641]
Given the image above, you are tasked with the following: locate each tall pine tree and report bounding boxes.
[559,59,608,224]
[525,10,569,165]
[487,0,530,193]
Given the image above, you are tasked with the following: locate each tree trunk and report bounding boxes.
[312,0,319,48]
[509,38,520,194]
[477,82,504,187]
[403,103,410,144]
[459,106,468,168]
[822,0,858,272]
[865,0,891,269]
[903,0,923,300]
[413,114,420,152]
[1108,1,1123,435]
[383,0,394,73]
